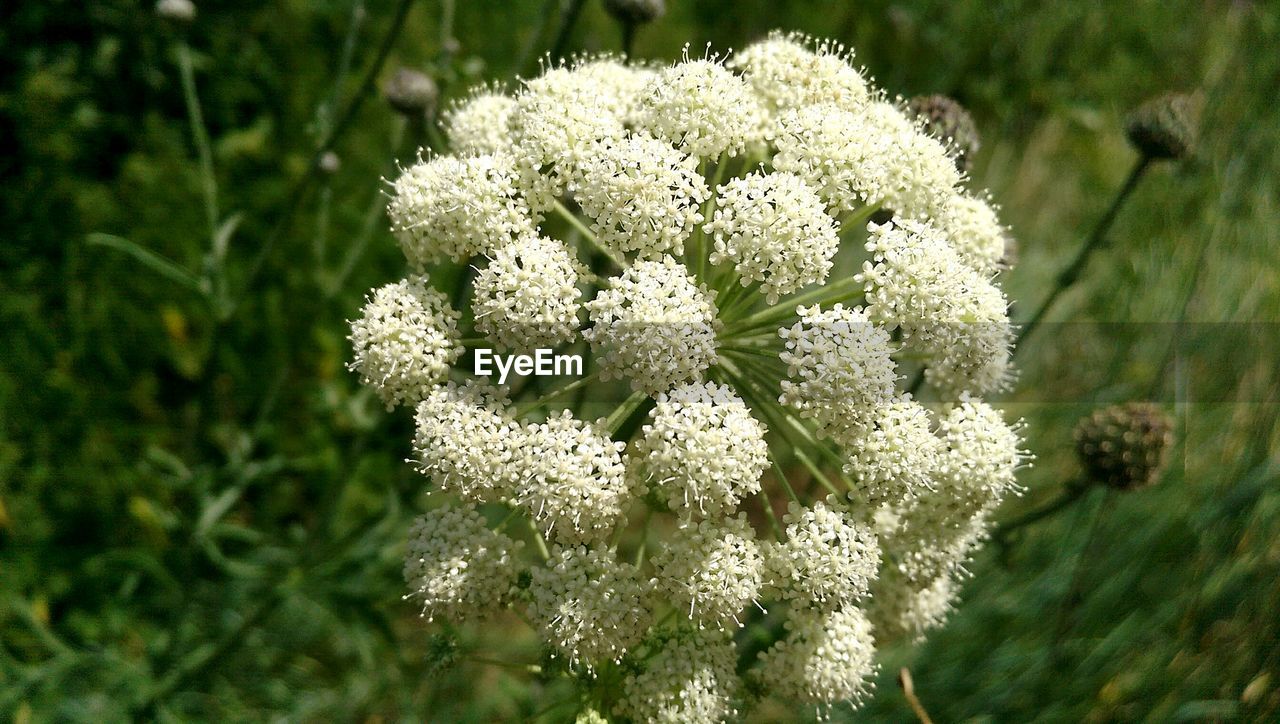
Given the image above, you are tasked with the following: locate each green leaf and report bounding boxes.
[85,233,203,296]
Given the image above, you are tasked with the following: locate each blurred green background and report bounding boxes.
[2,0,1278,721]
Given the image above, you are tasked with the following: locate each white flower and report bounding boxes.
[707,171,840,304]
[570,133,710,258]
[508,62,629,202]
[348,276,461,409]
[651,515,766,627]
[403,504,522,623]
[935,192,1009,275]
[634,382,768,518]
[413,382,525,504]
[766,499,881,610]
[615,628,741,724]
[635,54,765,158]
[773,101,961,217]
[756,606,878,707]
[528,546,654,669]
[387,151,535,265]
[518,411,631,545]
[472,234,584,350]
[573,56,657,126]
[837,398,942,509]
[441,86,516,156]
[870,570,959,642]
[935,395,1026,515]
[858,218,1012,394]
[585,256,721,394]
[777,304,898,436]
[881,509,990,585]
[729,31,869,122]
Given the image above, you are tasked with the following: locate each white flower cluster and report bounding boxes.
[615,629,741,723]
[707,171,840,303]
[441,85,515,156]
[651,514,766,627]
[778,304,898,435]
[412,382,523,503]
[635,53,765,158]
[352,28,1029,718]
[633,382,769,517]
[528,546,654,669]
[766,499,881,610]
[572,133,710,258]
[403,505,522,623]
[756,606,878,707]
[585,256,721,394]
[520,411,631,545]
[349,276,461,409]
[859,218,1013,395]
[728,32,870,124]
[387,152,534,265]
[773,101,961,218]
[472,234,584,350]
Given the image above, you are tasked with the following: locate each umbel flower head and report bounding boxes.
[353,30,1027,717]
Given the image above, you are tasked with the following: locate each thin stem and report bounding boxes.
[722,275,864,337]
[1016,155,1152,350]
[548,0,588,62]
[756,488,785,540]
[236,0,419,312]
[837,202,882,233]
[898,668,935,724]
[794,448,843,498]
[620,20,637,57]
[769,455,802,505]
[552,199,624,270]
[175,41,219,242]
[528,519,551,561]
[515,372,601,416]
[994,482,1089,545]
[604,391,648,434]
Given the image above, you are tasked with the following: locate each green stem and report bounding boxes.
[770,455,802,505]
[722,275,864,337]
[794,448,843,498]
[235,0,419,313]
[994,482,1089,544]
[837,202,882,233]
[553,199,624,270]
[1016,156,1152,350]
[175,41,219,243]
[515,372,602,416]
[604,391,649,434]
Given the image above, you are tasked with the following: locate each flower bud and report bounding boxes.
[383,67,438,118]
[1125,92,1200,161]
[1074,403,1174,490]
[907,94,980,174]
[604,0,666,25]
[318,150,341,175]
[155,0,196,23]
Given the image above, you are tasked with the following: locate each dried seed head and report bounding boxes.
[907,94,980,174]
[384,67,439,117]
[1074,403,1174,490]
[604,0,666,25]
[1125,92,1200,161]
